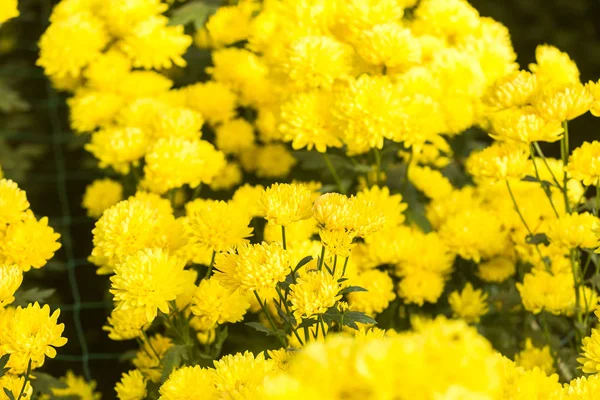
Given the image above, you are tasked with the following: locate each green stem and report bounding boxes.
[275,286,303,347]
[533,142,562,189]
[595,181,600,216]
[317,245,326,271]
[281,226,287,250]
[332,255,338,275]
[204,250,216,280]
[342,257,349,277]
[401,149,414,194]
[322,152,345,194]
[16,359,32,400]
[141,329,161,362]
[318,316,327,338]
[373,148,382,186]
[530,144,559,217]
[253,291,287,347]
[561,121,571,213]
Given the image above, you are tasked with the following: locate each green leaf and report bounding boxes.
[294,256,314,272]
[169,2,216,29]
[339,286,368,295]
[297,318,319,328]
[161,345,190,383]
[30,372,68,395]
[0,354,10,378]
[3,388,15,400]
[13,287,55,307]
[343,311,377,329]
[211,325,228,359]
[526,233,550,246]
[245,322,284,338]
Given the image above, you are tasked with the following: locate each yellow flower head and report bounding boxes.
[279,90,342,153]
[82,178,123,218]
[115,370,147,400]
[214,242,291,298]
[85,127,149,175]
[408,165,454,200]
[183,81,238,126]
[466,142,529,183]
[347,269,396,316]
[515,339,555,375]
[356,22,421,69]
[483,70,538,110]
[68,90,124,133]
[231,184,265,218]
[0,374,32,400]
[0,264,22,307]
[567,141,600,186]
[206,3,254,48]
[1,216,61,271]
[209,162,243,192]
[215,118,255,155]
[110,248,189,322]
[186,199,253,252]
[448,283,489,324]
[213,351,274,399]
[319,228,355,258]
[289,270,341,320]
[413,0,480,39]
[529,44,580,88]
[489,107,564,144]
[0,0,19,24]
[159,366,216,400]
[356,186,407,228]
[103,307,151,341]
[37,12,108,79]
[279,35,354,91]
[547,212,600,249]
[119,16,192,70]
[150,107,203,141]
[477,257,516,283]
[578,328,600,374]
[0,179,29,226]
[259,183,313,227]
[533,82,593,122]
[0,302,67,373]
[190,278,250,330]
[397,269,445,306]
[253,144,298,178]
[516,270,574,315]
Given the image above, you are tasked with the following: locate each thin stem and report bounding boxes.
[204,250,216,280]
[342,257,349,277]
[317,245,326,271]
[595,180,600,216]
[318,316,327,338]
[191,184,202,200]
[322,152,345,194]
[304,325,310,345]
[506,180,547,267]
[530,144,559,217]
[332,255,338,275]
[561,121,571,213]
[253,291,286,347]
[401,149,414,194]
[16,359,32,400]
[533,142,562,189]
[275,286,303,347]
[281,226,287,250]
[141,329,161,362]
[373,148,382,186]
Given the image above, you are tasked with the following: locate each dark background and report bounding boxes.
[1,0,600,395]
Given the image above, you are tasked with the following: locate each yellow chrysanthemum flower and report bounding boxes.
[158,366,216,400]
[190,278,250,330]
[533,82,593,122]
[205,3,254,47]
[68,90,124,133]
[209,162,243,192]
[85,127,149,174]
[408,165,454,200]
[517,270,575,315]
[0,264,22,307]
[356,22,421,69]
[466,142,529,182]
[347,269,396,316]
[186,199,253,252]
[111,248,189,322]
[253,144,298,178]
[150,107,203,141]
[82,178,123,218]
[483,70,538,110]
[103,307,150,341]
[0,374,32,400]
[567,141,600,186]
[97,0,168,38]
[529,44,580,88]
[0,0,19,24]
[143,137,226,193]
[0,302,67,373]
[578,328,600,374]
[214,352,274,399]
[289,270,341,320]
[183,81,238,125]
[477,257,516,283]
[215,118,255,155]
[547,212,600,249]
[448,283,489,324]
[515,339,555,375]
[132,334,173,383]
[119,16,192,70]
[489,107,564,143]
[115,370,147,400]
[1,216,61,271]
[0,178,29,225]
[259,183,313,227]
[52,370,102,400]
[214,242,291,298]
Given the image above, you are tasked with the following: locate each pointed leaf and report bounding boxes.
[339,286,368,295]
